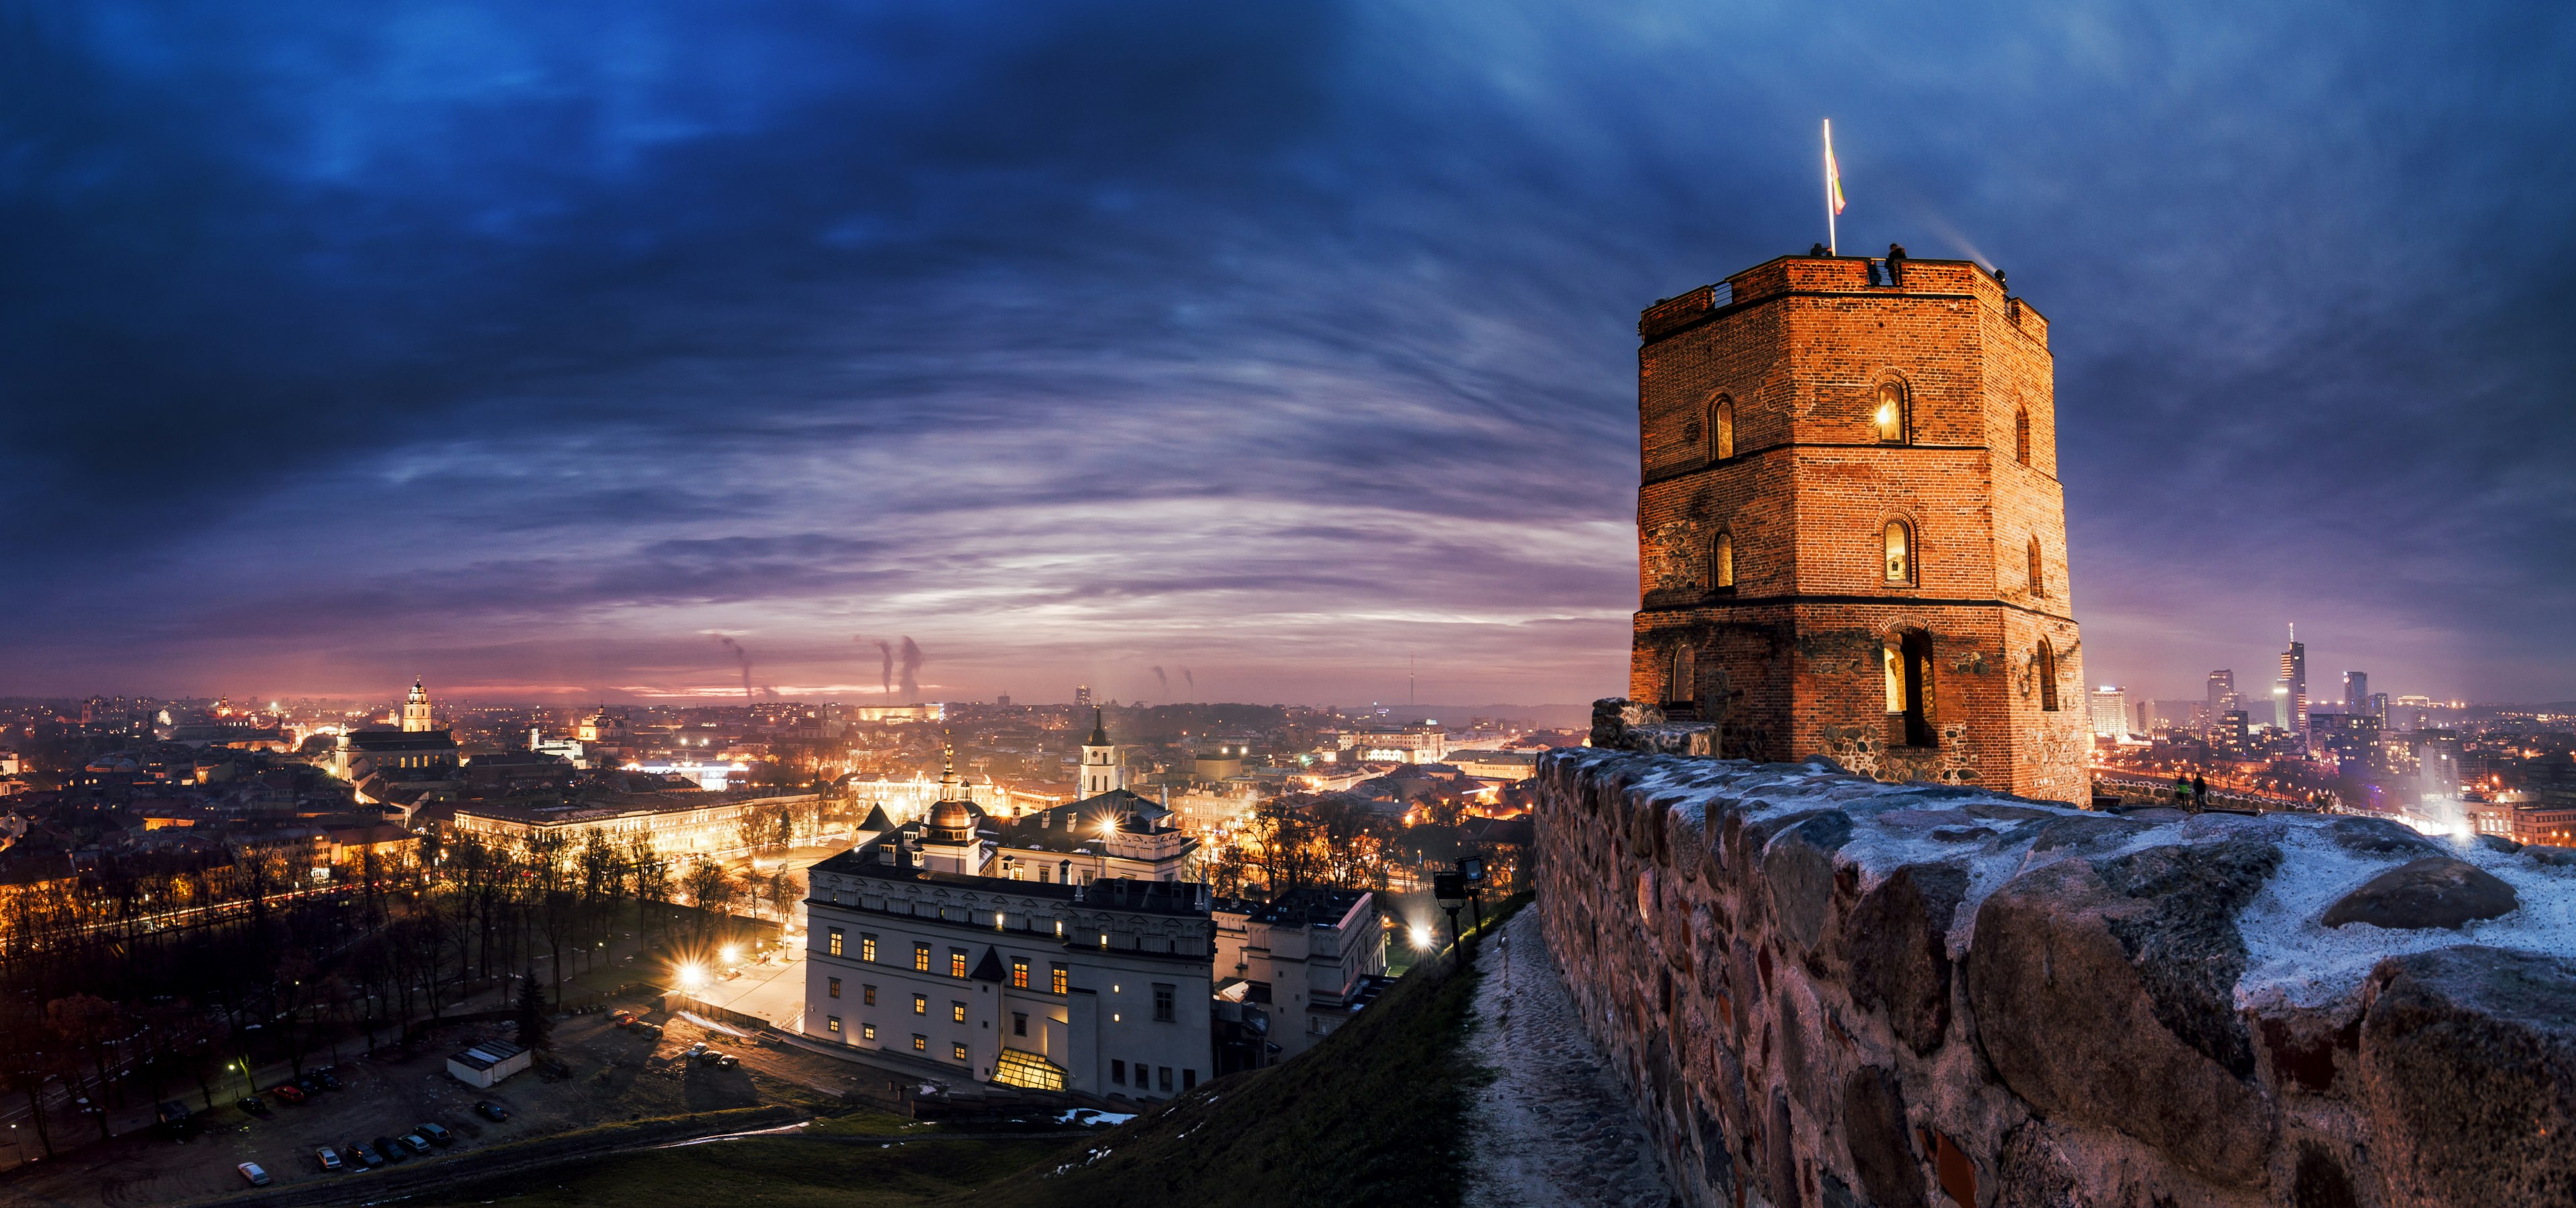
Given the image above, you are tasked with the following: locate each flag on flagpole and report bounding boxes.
[1824,119,1846,216]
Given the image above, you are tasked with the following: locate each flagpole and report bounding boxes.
[1823,118,1837,256]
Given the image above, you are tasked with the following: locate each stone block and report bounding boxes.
[1845,862,1966,1056]
[2321,856,2518,930]
[2359,946,2576,1205]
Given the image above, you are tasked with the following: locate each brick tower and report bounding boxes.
[1629,254,2088,803]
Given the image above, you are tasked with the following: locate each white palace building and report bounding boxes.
[800,738,1225,1100]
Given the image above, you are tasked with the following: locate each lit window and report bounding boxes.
[828,977,841,999]
[2014,407,2031,465]
[1010,958,1029,989]
[1712,530,1734,590]
[863,1023,876,1040]
[2027,536,2046,599]
[950,949,967,978]
[826,927,843,957]
[1051,964,1068,995]
[912,1034,926,1052]
[952,1001,967,1024]
[863,984,876,1005]
[953,1042,969,1062]
[1711,397,1735,460]
[826,1015,841,1034]
[1873,382,1909,444]
[861,934,877,962]
[913,994,927,1015]
[912,942,930,972]
[1884,520,1913,584]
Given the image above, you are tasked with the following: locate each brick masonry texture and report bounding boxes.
[1535,743,2576,1208]
[1629,255,2087,803]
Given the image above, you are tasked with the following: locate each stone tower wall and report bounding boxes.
[1630,255,2084,801]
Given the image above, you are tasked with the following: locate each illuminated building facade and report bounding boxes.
[2088,687,2130,740]
[451,787,818,860]
[1627,253,2088,802]
[1210,887,1385,1066]
[400,678,438,732]
[2282,625,2309,734]
[800,761,1212,1100]
[1079,709,1122,797]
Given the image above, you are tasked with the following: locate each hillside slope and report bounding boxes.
[956,894,1527,1208]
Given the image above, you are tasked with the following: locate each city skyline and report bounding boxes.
[7,3,2573,707]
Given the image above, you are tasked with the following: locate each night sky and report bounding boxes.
[5,2,2572,707]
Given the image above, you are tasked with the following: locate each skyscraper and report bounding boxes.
[2344,670,2368,711]
[2205,670,2235,734]
[2280,625,2308,734]
[1073,683,1093,708]
[2088,686,2129,740]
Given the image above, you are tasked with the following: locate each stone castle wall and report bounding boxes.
[1534,740,2576,1207]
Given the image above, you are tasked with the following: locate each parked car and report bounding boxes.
[270,1083,307,1105]
[235,1097,269,1117]
[316,1069,343,1091]
[718,1054,740,1070]
[610,1011,634,1027]
[350,1140,385,1168]
[474,1101,510,1122]
[399,1133,431,1155]
[685,1041,708,1059]
[418,1121,453,1145]
[315,1146,343,1172]
[698,1048,727,1066]
[294,1076,322,1095]
[374,1136,406,1164]
[236,1162,271,1187]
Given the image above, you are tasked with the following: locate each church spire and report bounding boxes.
[1087,706,1109,747]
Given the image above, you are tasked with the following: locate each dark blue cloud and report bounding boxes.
[2,0,2571,704]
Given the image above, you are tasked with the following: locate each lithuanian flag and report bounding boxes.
[1825,119,1847,215]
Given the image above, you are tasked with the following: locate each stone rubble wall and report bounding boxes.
[1534,734,2576,1208]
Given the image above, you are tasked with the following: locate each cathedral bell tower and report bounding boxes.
[1079,708,1122,798]
[400,678,437,733]
[1630,253,2088,803]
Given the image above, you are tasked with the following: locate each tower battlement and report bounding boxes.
[1627,252,2087,802]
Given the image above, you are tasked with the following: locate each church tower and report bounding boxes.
[1630,253,2088,803]
[1079,708,1122,798]
[400,678,437,733]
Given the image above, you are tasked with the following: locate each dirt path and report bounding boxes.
[1461,907,1676,1208]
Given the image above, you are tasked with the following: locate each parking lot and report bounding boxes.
[0,1001,879,1207]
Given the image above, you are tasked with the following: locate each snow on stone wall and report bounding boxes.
[1535,733,2576,1208]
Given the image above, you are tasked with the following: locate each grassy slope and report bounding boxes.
[956,892,1529,1208]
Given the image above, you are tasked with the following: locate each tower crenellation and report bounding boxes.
[1629,251,2088,802]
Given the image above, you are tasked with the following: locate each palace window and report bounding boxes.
[2037,641,2061,712]
[1712,530,1735,591]
[1013,1011,1029,1037]
[826,1015,841,1034]
[913,994,928,1015]
[2027,536,2046,599]
[912,1034,926,1052]
[828,976,841,999]
[861,934,877,962]
[1711,397,1736,460]
[952,1001,967,1023]
[863,1023,876,1040]
[1873,381,1910,444]
[826,927,843,957]
[1011,957,1029,989]
[949,948,968,978]
[953,1042,969,1062]
[1051,963,1069,995]
[863,984,876,1005]
[912,942,931,972]
[1112,1060,1126,1085]
[1883,519,1914,584]
[2015,407,2032,465]
[1153,984,1175,1022]
[1882,629,1937,748]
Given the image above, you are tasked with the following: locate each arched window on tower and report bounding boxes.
[1873,381,1909,444]
[2027,535,2046,599]
[2014,407,2031,466]
[1883,629,1936,747]
[1711,530,1735,591]
[2037,641,2061,711]
[1883,519,1914,585]
[1711,397,1735,460]
[1666,644,1697,710]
